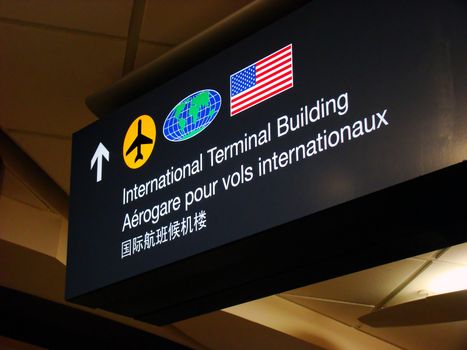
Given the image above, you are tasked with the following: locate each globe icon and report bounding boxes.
[163,89,222,142]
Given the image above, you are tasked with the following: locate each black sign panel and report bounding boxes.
[67,0,467,307]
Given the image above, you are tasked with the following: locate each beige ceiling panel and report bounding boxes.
[80,310,205,350]
[175,310,323,350]
[6,131,71,193]
[0,336,46,350]
[386,260,467,306]
[412,249,440,261]
[0,196,62,259]
[140,0,253,45]
[225,296,400,350]
[0,239,65,301]
[361,321,467,350]
[279,294,373,328]
[0,0,132,37]
[286,258,425,306]
[55,219,67,265]
[134,41,174,69]
[0,22,124,136]
[437,242,467,265]
[1,166,48,210]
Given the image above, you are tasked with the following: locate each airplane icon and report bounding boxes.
[125,118,154,162]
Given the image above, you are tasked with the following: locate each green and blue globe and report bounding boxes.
[163,89,222,142]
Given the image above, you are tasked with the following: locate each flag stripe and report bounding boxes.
[230,44,293,116]
[232,76,292,110]
[232,64,292,101]
[256,44,291,67]
[231,59,292,102]
[233,63,292,102]
[232,72,292,109]
[256,59,292,82]
[231,82,293,116]
[231,79,293,114]
[231,70,292,108]
[231,66,292,106]
[257,50,291,72]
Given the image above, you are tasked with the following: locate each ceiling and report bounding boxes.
[0,1,466,349]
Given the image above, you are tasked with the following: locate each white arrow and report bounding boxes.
[90,142,110,183]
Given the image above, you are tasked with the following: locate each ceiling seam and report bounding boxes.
[373,248,451,311]
[0,16,174,48]
[433,246,454,260]
[0,130,68,218]
[2,162,57,214]
[354,327,408,350]
[122,0,146,76]
[277,294,367,327]
[277,295,405,349]
[139,39,174,48]
[279,293,374,308]
[371,262,434,312]
[167,324,211,350]
[0,192,52,213]
[5,128,71,141]
[0,16,126,42]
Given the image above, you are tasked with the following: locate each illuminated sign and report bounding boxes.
[67,0,467,325]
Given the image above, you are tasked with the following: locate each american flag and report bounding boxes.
[230,44,293,116]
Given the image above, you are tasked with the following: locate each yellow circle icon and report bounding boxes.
[123,115,156,169]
